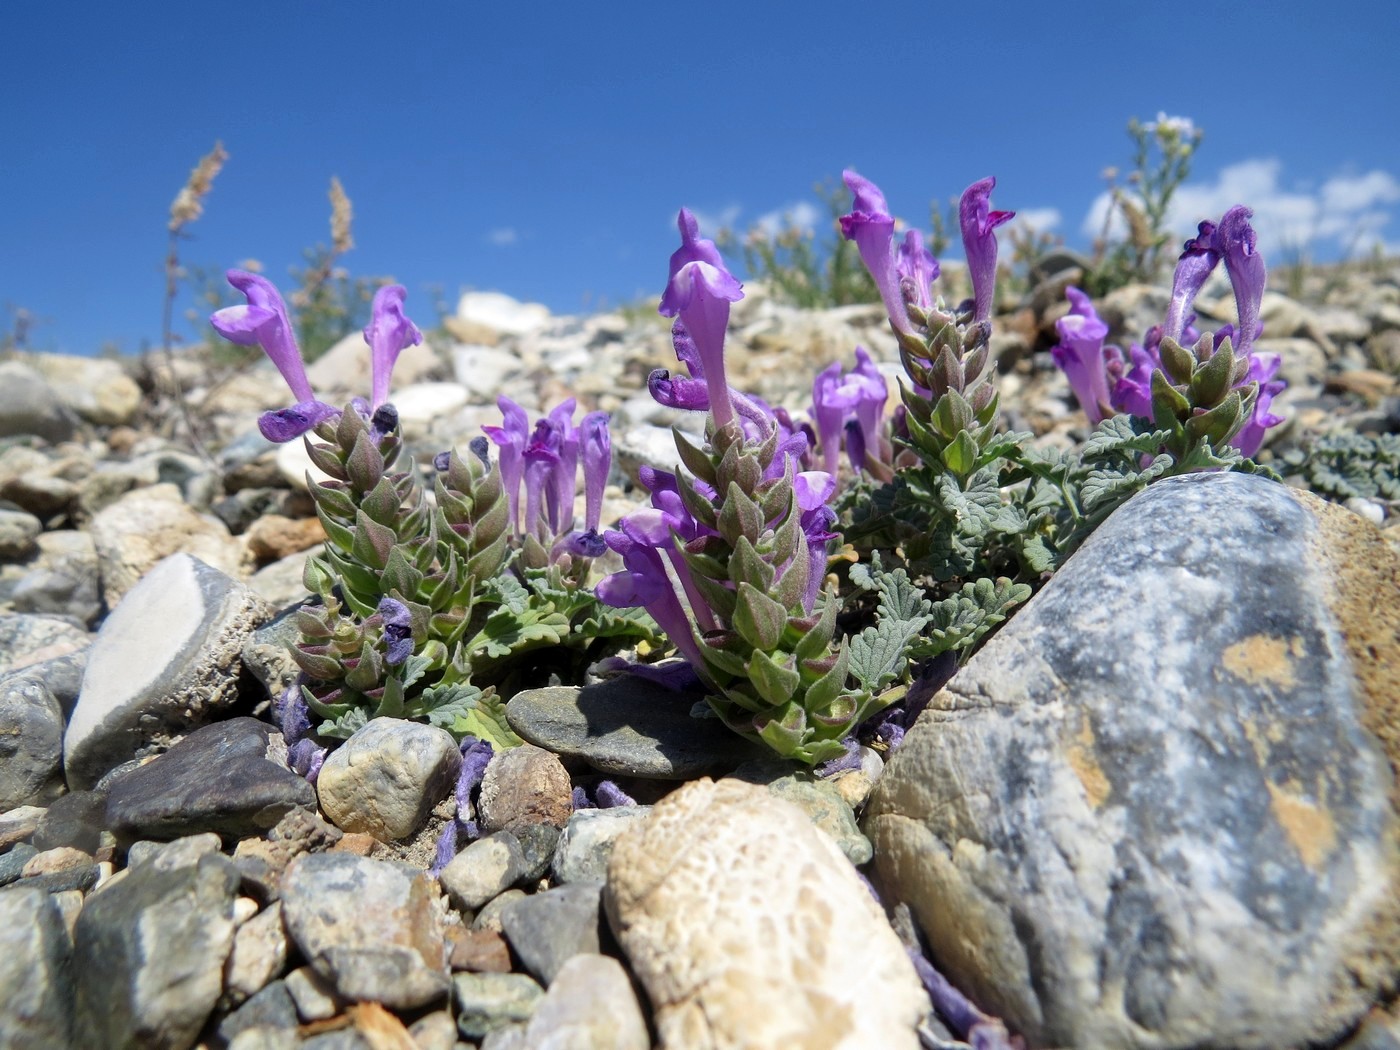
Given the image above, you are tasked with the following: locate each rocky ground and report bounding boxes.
[0,260,1398,1049]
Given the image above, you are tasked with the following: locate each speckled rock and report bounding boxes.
[477,743,574,835]
[453,972,544,1040]
[315,718,462,841]
[0,508,41,559]
[280,852,450,1010]
[551,806,652,885]
[866,472,1400,1050]
[605,777,929,1049]
[0,613,89,676]
[438,831,528,912]
[0,669,67,809]
[64,554,272,789]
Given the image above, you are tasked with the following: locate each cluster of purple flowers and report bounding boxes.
[211,270,422,443]
[480,396,612,560]
[1050,206,1285,457]
[595,209,841,672]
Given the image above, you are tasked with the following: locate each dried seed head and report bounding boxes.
[168,141,228,232]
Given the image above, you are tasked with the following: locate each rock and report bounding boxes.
[25,352,143,426]
[507,678,770,779]
[438,831,528,912]
[0,362,76,443]
[104,717,315,842]
[221,901,289,1008]
[7,531,101,624]
[21,845,91,877]
[33,789,106,852]
[64,554,272,789]
[0,669,67,809]
[452,345,523,397]
[247,546,320,608]
[72,852,240,1049]
[0,886,75,1049]
[390,382,470,432]
[522,954,649,1050]
[866,472,1400,1050]
[0,805,45,850]
[606,777,929,1049]
[126,831,222,872]
[551,806,652,885]
[3,861,99,896]
[731,761,872,865]
[315,718,462,841]
[499,882,604,985]
[89,483,244,604]
[274,439,335,492]
[280,852,450,1010]
[477,743,573,835]
[453,972,544,1040]
[472,887,527,933]
[303,329,440,402]
[240,608,304,701]
[1,470,79,518]
[614,423,690,484]
[454,291,551,339]
[243,514,325,565]
[0,508,41,558]
[217,980,299,1046]
[446,926,513,973]
[284,965,341,1021]
[0,843,39,886]
[512,821,561,883]
[0,613,89,676]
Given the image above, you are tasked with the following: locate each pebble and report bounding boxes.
[0,507,41,558]
[0,886,75,1048]
[477,743,574,835]
[33,789,106,852]
[221,901,289,1009]
[472,887,528,933]
[0,804,45,849]
[217,980,299,1046]
[0,843,39,886]
[0,361,76,443]
[0,669,67,809]
[20,845,91,877]
[551,805,652,885]
[438,830,528,912]
[446,925,514,973]
[499,881,604,985]
[605,777,929,1049]
[0,612,89,676]
[280,851,450,1010]
[453,972,544,1040]
[522,954,650,1050]
[64,554,272,789]
[867,472,1400,1050]
[315,717,462,841]
[731,762,872,865]
[104,717,316,842]
[126,831,223,871]
[506,677,770,779]
[284,964,342,1022]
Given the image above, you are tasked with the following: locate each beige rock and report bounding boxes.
[220,901,288,1009]
[88,483,243,604]
[21,845,92,877]
[477,744,573,835]
[522,954,649,1050]
[605,777,928,1050]
[316,718,462,841]
[243,514,326,565]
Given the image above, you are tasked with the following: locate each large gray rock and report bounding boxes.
[605,777,929,1049]
[0,362,76,443]
[866,472,1400,1050]
[315,718,461,841]
[64,554,272,789]
[0,670,67,809]
[0,886,75,1049]
[280,852,450,1010]
[72,852,240,1049]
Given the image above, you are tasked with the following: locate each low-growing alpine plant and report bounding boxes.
[213,164,1290,773]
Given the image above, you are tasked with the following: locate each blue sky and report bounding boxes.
[3,0,1397,355]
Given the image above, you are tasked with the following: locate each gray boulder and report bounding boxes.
[866,472,1400,1050]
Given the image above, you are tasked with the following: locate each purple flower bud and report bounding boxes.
[364,285,423,411]
[377,596,414,664]
[579,411,610,535]
[1165,219,1222,344]
[468,436,491,466]
[1216,205,1266,358]
[483,396,530,533]
[648,368,711,412]
[433,450,452,472]
[897,228,940,311]
[839,171,910,334]
[1051,287,1115,424]
[595,780,637,808]
[659,209,744,429]
[815,737,863,777]
[212,271,339,442]
[288,738,327,783]
[571,785,594,811]
[959,177,1014,323]
[275,682,312,744]
[369,403,399,442]
[796,471,838,612]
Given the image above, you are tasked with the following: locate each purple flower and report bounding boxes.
[897,228,940,312]
[431,738,494,874]
[566,410,611,558]
[1109,343,1157,419]
[288,738,327,783]
[812,346,888,474]
[483,396,530,534]
[211,270,338,442]
[959,178,1014,323]
[1233,353,1286,457]
[377,596,413,665]
[1165,219,1222,344]
[1216,206,1266,357]
[1050,287,1115,424]
[839,171,910,334]
[275,682,312,744]
[596,529,706,670]
[364,284,423,411]
[595,780,637,807]
[659,209,744,430]
[795,470,838,613]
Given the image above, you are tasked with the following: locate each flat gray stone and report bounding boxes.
[453,972,543,1040]
[499,882,604,985]
[0,886,75,1049]
[72,852,239,1049]
[280,852,449,1010]
[33,789,105,852]
[551,806,651,885]
[104,717,315,842]
[506,677,769,779]
[867,473,1400,1050]
[64,553,272,789]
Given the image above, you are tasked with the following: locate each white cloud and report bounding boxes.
[487,227,518,246]
[1080,158,1400,261]
[685,204,742,237]
[753,200,823,238]
[1008,207,1062,234]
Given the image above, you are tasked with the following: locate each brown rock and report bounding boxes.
[477,744,573,835]
[446,926,514,973]
[243,514,327,566]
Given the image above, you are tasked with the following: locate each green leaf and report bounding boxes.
[733,582,786,651]
[746,648,801,707]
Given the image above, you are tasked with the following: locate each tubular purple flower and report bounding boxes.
[795,471,838,612]
[483,396,530,534]
[364,284,423,410]
[287,738,327,783]
[1216,206,1266,358]
[897,228,940,311]
[648,368,711,412]
[545,401,580,533]
[959,178,1015,323]
[1164,220,1221,343]
[839,171,910,334]
[1109,344,1157,419]
[566,410,611,558]
[1051,287,1115,424]
[811,346,887,474]
[596,530,705,669]
[211,270,338,442]
[377,596,413,665]
[522,441,558,540]
[659,209,744,430]
[1233,353,1286,457]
